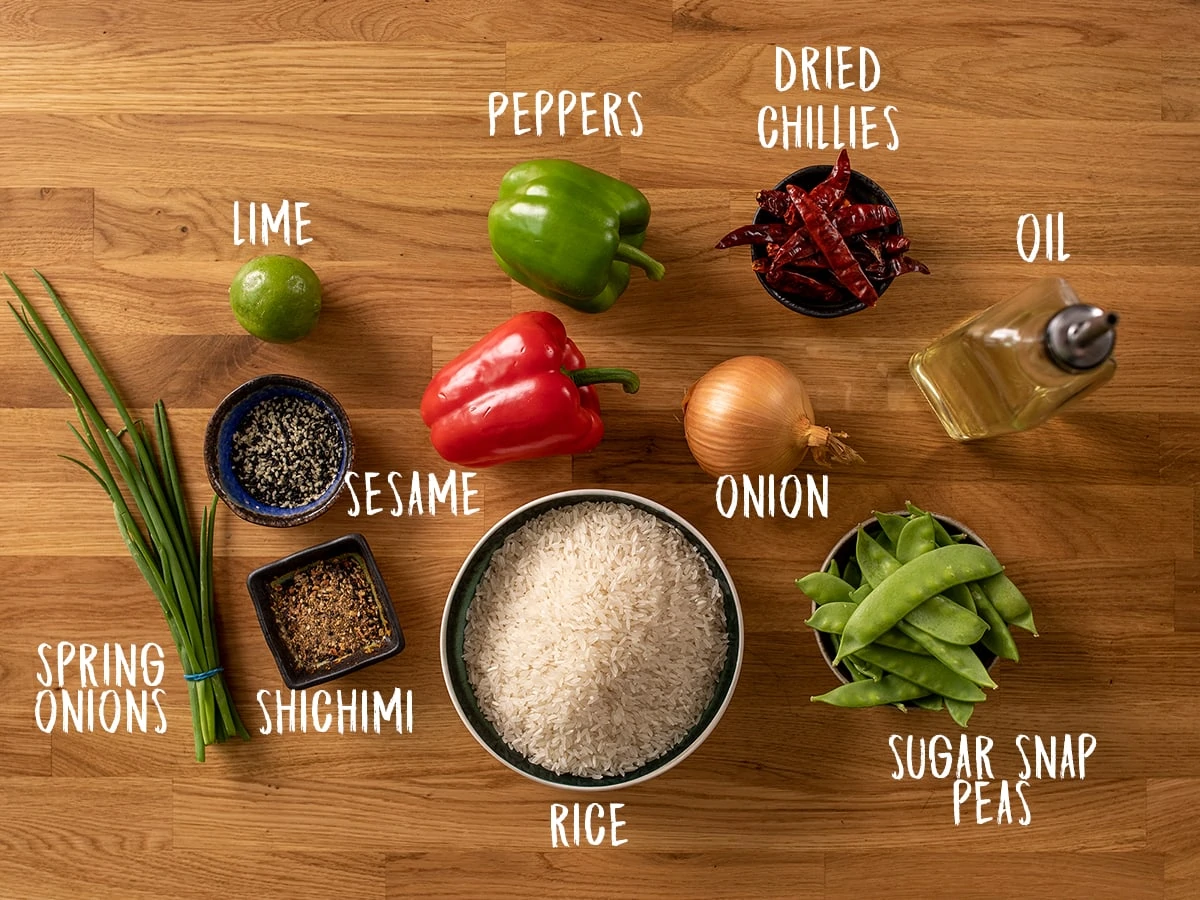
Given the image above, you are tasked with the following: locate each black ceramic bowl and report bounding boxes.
[441,489,743,791]
[246,533,404,689]
[752,165,903,319]
[813,511,997,696]
[204,373,354,527]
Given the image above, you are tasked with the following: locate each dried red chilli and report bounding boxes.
[789,185,879,307]
[856,234,885,267]
[856,257,887,279]
[810,148,851,212]
[859,260,889,279]
[754,262,842,303]
[768,227,818,271]
[755,189,796,223]
[880,235,911,257]
[765,247,825,269]
[714,222,793,249]
[832,203,899,237]
[880,256,932,278]
[768,269,842,302]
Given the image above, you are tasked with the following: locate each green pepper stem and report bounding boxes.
[614,242,666,281]
[565,367,640,394]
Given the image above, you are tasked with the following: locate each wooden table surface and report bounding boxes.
[1,2,1197,898]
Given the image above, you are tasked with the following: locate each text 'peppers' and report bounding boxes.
[488,159,665,313]
[420,311,640,468]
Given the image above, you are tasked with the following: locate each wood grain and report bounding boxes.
[1,2,1197,897]
[0,42,504,114]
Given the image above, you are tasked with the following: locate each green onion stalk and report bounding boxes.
[6,271,249,761]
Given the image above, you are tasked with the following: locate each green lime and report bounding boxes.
[229,255,322,343]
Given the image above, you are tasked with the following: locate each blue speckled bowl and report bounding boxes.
[204,374,354,527]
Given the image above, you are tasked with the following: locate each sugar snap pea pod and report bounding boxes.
[843,656,872,683]
[806,602,931,655]
[873,510,909,546]
[831,632,849,667]
[851,655,886,681]
[971,582,1020,662]
[932,522,958,547]
[805,602,858,633]
[842,557,862,589]
[856,526,900,586]
[906,501,958,548]
[912,695,944,712]
[811,674,928,708]
[838,627,907,709]
[796,572,854,606]
[945,697,975,728]
[905,594,989,645]
[850,583,872,604]
[826,558,840,579]
[980,572,1038,635]
[859,527,985,637]
[946,582,976,614]
[896,619,996,688]
[852,643,987,702]
[831,633,865,685]
[897,514,936,563]
[835,545,1004,662]
[878,629,932,655]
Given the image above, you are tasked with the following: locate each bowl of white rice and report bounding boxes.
[441,489,743,790]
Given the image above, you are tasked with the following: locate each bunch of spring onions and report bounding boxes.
[7,271,249,761]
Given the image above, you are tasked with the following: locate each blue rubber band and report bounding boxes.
[184,667,224,682]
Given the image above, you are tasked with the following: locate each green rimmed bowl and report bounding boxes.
[440,489,743,791]
[813,511,998,690]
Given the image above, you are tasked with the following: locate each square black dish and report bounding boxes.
[246,533,404,689]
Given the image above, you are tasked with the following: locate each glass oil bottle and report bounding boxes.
[909,277,1118,441]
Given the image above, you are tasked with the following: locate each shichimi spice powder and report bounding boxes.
[268,554,391,673]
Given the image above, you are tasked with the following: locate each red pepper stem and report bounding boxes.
[564,367,641,394]
[614,243,666,282]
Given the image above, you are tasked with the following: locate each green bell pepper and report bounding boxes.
[488,159,666,313]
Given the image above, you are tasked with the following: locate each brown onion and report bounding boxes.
[682,356,861,478]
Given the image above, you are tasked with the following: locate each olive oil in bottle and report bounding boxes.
[909,277,1117,441]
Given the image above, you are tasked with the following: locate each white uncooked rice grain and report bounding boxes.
[463,501,728,779]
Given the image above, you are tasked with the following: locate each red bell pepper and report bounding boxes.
[420,311,640,467]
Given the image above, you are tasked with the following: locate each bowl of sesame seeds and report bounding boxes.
[204,373,354,527]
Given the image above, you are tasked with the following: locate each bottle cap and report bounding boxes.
[1045,305,1118,372]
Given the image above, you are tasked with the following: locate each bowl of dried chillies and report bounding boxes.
[716,150,929,318]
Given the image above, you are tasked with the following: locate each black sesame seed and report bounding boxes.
[230,395,341,509]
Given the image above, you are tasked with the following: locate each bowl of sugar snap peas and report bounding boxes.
[795,502,1038,728]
